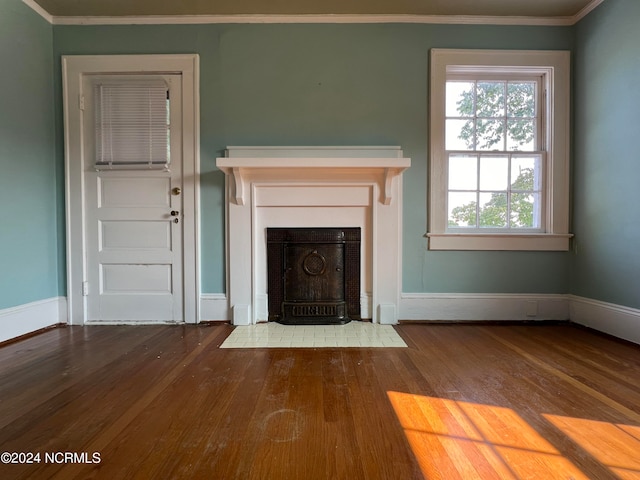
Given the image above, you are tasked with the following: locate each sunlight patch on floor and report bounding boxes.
[388,391,593,480]
[543,414,640,479]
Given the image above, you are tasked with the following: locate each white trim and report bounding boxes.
[400,293,640,347]
[428,49,571,251]
[0,297,66,344]
[400,293,570,321]
[62,54,200,325]
[378,304,398,325]
[217,146,409,325]
[2,294,637,347]
[233,305,252,326]
[21,0,54,23]
[225,146,405,158]
[573,0,606,23]
[21,0,608,26]
[200,294,229,321]
[569,295,640,346]
[217,155,409,207]
[427,234,573,251]
[361,293,372,320]
[50,14,578,26]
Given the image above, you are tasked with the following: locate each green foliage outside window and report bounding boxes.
[448,81,538,229]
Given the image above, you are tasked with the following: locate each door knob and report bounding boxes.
[170,210,179,216]
[172,187,181,195]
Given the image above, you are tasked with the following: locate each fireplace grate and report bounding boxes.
[267,228,361,325]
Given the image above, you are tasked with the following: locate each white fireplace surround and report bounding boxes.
[216,146,410,325]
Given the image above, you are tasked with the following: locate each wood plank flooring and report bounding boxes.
[0,323,639,479]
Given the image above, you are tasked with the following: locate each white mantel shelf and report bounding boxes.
[216,147,411,206]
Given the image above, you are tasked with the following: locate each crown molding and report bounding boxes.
[22,0,606,27]
[573,0,605,22]
[49,14,575,26]
[22,0,53,23]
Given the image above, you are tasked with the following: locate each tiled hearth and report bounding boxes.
[220,322,408,348]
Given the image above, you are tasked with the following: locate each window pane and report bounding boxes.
[446,81,475,117]
[507,119,536,151]
[476,82,505,117]
[448,155,477,190]
[507,82,536,118]
[479,192,507,228]
[479,156,509,191]
[446,119,474,150]
[448,192,477,227]
[511,156,542,191]
[511,193,540,228]
[476,119,505,150]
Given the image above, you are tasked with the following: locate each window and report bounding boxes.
[446,78,543,230]
[428,49,572,251]
[94,80,170,170]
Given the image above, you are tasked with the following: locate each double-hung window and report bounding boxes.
[428,49,572,251]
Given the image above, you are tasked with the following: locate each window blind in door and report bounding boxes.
[94,81,170,170]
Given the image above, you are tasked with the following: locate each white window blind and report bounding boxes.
[94,81,169,170]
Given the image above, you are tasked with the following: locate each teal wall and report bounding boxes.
[573,0,640,309]
[7,1,640,319]
[53,23,574,296]
[0,0,57,310]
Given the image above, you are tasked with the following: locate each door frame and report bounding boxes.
[62,54,200,325]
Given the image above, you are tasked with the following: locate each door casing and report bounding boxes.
[62,54,200,325]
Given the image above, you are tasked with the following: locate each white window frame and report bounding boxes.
[428,49,572,251]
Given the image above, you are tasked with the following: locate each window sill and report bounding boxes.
[426,233,573,251]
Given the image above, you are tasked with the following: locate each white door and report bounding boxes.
[83,74,184,322]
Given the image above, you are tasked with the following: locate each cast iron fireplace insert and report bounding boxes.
[266,227,361,325]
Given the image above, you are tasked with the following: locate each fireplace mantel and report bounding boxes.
[216,146,411,326]
[217,147,410,206]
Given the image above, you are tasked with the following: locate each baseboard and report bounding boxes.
[0,297,67,344]
[360,293,372,320]
[569,295,640,345]
[399,293,570,322]
[3,295,633,346]
[200,294,229,321]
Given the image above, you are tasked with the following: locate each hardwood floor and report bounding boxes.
[0,323,639,479]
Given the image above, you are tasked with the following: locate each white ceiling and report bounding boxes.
[27,0,605,25]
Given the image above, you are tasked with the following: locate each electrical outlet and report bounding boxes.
[526,301,538,317]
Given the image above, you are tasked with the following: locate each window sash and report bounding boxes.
[446,152,545,232]
[444,76,543,153]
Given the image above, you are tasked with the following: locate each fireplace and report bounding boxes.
[267,228,361,325]
[216,146,410,325]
